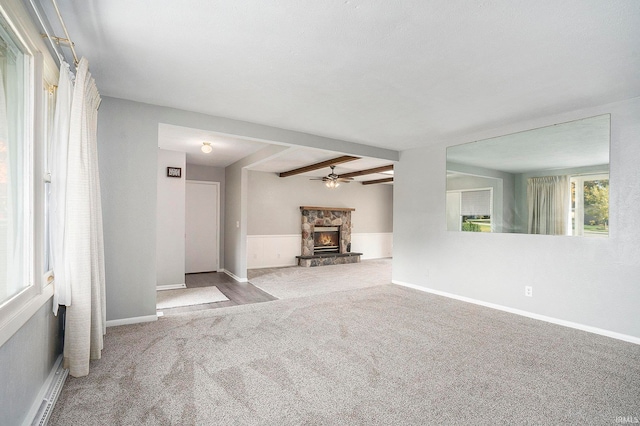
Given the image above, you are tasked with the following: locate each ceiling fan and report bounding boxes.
[311,165,353,189]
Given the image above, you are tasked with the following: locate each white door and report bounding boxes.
[185,181,219,273]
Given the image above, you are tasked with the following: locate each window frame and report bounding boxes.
[0,0,58,348]
[446,187,494,233]
[570,173,610,237]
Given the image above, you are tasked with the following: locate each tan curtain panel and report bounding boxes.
[527,175,569,235]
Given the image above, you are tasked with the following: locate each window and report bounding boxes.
[0,2,56,348]
[571,174,609,237]
[461,189,492,232]
[0,14,31,306]
[446,188,493,232]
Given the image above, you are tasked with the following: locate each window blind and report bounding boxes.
[460,189,491,216]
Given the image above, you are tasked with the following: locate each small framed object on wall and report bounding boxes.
[167,167,182,178]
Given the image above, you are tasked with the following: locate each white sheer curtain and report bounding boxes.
[0,67,13,302]
[50,61,73,314]
[59,57,105,377]
[0,58,26,303]
[527,175,570,235]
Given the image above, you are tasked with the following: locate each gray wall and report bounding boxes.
[224,145,289,279]
[186,164,226,183]
[247,171,393,235]
[186,164,226,269]
[99,97,397,321]
[156,149,186,287]
[394,97,640,339]
[0,300,60,426]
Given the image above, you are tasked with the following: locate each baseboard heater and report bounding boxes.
[30,356,68,426]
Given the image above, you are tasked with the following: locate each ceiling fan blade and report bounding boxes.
[310,165,353,184]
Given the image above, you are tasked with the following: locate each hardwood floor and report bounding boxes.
[157,272,277,316]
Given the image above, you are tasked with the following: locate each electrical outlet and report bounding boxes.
[525,286,533,297]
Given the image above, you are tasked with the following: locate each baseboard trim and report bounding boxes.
[248,263,296,270]
[223,269,248,283]
[156,283,186,291]
[24,354,68,426]
[392,280,640,345]
[106,314,158,328]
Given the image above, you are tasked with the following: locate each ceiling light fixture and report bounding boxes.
[325,179,340,189]
[201,142,213,153]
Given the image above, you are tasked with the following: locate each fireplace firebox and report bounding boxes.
[313,226,340,253]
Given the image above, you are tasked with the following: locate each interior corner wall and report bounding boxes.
[223,162,245,280]
[156,149,186,287]
[223,145,291,280]
[186,164,226,270]
[393,97,640,339]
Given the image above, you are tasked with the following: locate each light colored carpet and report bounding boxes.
[51,284,640,425]
[248,258,391,299]
[156,286,228,309]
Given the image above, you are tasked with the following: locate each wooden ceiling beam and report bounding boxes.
[278,155,360,178]
[338,164,394,179]
[361,177,394,185]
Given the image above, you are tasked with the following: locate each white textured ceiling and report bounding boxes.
[37,0,640,154]
[158,124,269,167]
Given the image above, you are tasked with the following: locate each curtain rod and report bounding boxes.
[28,0,64,64]
[50,0,78,66]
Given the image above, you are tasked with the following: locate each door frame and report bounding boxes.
[185,180,221,273]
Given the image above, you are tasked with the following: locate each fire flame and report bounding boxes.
[318,233,336,246]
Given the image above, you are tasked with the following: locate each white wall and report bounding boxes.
[394,97,640,340]
[246,171,393,268]
[156,149,186,287]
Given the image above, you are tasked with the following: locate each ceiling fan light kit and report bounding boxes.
[312,165,353,189]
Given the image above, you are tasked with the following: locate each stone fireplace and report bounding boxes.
[297,206,362,267]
